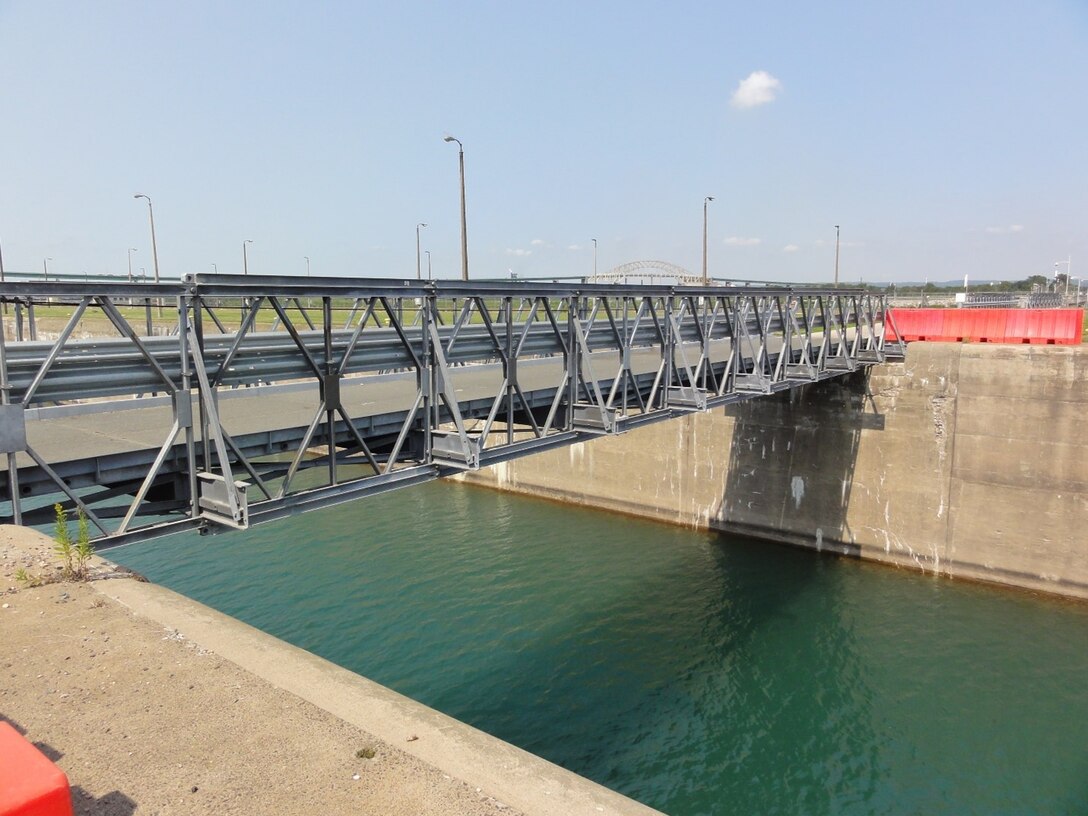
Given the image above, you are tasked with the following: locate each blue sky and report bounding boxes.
[1,1,1085,284]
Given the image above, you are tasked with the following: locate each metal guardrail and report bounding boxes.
[0,275,898,544]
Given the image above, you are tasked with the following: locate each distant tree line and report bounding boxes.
[871,274,1055,294]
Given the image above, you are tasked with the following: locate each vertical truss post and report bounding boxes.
[0,324,21,525]
[193,292,212,483]
[504,296,514,445]
[323,296,337,486]
[566,294,578,429]
[178,294,200,520]
[662,296,675,409]
[422,295,434,460]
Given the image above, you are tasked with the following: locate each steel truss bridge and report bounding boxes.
[0,275,900,546]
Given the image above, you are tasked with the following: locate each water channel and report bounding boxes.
[110,481,1088,815]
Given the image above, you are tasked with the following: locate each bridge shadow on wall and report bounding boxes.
[720,370,879,556]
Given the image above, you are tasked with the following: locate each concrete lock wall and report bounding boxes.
[457,344,1088,600]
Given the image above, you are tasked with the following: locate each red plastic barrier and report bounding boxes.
[0,722,73,816]
[886,309,1083,345]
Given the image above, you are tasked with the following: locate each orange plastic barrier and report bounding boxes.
[0,722,73,816]
[886,309,1083,345]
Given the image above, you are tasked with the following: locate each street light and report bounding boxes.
[212,263,218,274]
[834,225,841,287]
[304,256,310,277]
[1055,257,1072,298]
[416,223,427,280]
[127,248,137,282]
[133,194,160,284]
[443,134,469,280]
[43,257,52,281]
[243,239,253,275]
[592,238,598,278]
[702,196,714,284]
[425,250,432,280]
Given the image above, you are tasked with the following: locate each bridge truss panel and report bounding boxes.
[0,276,899,544]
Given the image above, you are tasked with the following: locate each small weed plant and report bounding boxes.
[15,504,94,588]
[53,503,94,580]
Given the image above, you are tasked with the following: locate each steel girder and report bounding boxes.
[0,275,901,544]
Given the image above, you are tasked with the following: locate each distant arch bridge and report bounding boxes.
[589,260,760,288]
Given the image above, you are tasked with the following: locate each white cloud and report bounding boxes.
[530,239,546,247]
[985,224,1025,234]
[783,244,800,253]
[567,244,582,251]
[730,70,782,109]
[505,248,531,257]
[724,236,762,246]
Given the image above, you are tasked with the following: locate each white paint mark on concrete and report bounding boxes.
[815,528,823,552]
[791,476,805,509]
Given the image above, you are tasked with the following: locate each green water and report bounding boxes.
[110,482,1088,815]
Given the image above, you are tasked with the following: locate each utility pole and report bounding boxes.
[702,197,714,284]
[834,225,841,287]
[444,135,469,280]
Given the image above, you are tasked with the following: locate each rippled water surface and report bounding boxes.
[111,482,1088,815]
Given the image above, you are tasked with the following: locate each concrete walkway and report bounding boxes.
[0,525,661,816]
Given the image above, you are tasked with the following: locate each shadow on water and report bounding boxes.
[721,370,876,555]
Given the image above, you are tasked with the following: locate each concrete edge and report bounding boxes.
[88,559,662,816]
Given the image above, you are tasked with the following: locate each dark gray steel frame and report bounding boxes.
[0,275,902,546]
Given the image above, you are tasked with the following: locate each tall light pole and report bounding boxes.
[443,134,469,281]
[834,225,841,287]
[702,196,714,284]
[127,247,137,281]
[592,238,598,277]
[415,222,427,280]
[425,250,432,280]
[133,194,160,284]
[212,263,218,274]
[1055,257,1072,297]
[304,256,310,277]
[243,239,253,275]
[43,257,52,281]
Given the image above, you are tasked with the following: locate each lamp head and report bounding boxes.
[443,135,456,143]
